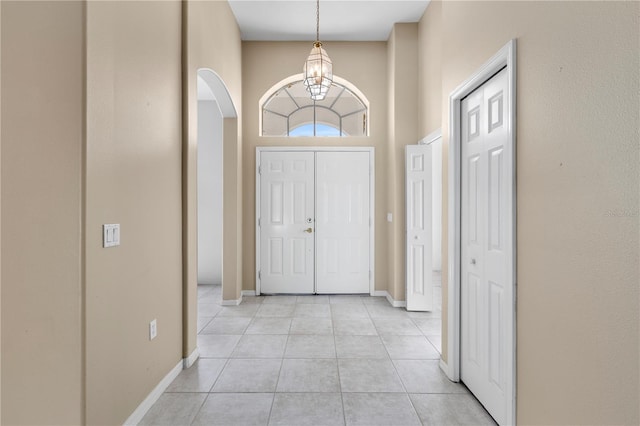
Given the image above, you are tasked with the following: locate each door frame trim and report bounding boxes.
[255,146,375,296]
[445,39,517,425]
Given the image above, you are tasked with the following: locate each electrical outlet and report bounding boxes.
[149,319,157,341]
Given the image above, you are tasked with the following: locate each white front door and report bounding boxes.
[461,67,511,425]
[316,152,370,294]
[259,151,315,294]
[405,144,433,311]
[258,149,372,295]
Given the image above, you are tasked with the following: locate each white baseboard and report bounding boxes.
[385,292,407,308]
[241,290,256,297]
[221,296,242,306]
[440,358,455,381]
[371,290,407,308]
[123,360,183,425]
[183,348,199,369]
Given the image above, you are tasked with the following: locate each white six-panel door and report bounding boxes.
[405,144,433,311]
[316,152,370,294]
[258,149,372,295]
[259,152,315,294]
[461,67,510,425]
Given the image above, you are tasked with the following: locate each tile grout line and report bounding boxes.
[374,306,426,426]
[206,356,234,393]
[332,310,348,426]
[190,288,448,425]
[190,288,222,426]
[189,392,211,425]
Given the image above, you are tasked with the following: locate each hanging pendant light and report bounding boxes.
[303,0,332,101]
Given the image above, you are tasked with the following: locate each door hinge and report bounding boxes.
[258,218,261,227]
[258,270,261,280]
[369,270,372,279]
[258,166,262,175]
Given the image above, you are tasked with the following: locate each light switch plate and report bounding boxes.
[103,224,120,248]
[149,319,157,340]
[387,213,393,222]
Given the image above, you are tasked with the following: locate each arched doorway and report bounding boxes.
[184,68,238,367]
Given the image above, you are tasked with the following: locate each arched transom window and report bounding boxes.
[260,75,369,137]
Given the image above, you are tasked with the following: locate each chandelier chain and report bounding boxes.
[316,0,320,42]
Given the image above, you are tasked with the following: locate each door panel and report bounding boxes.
[405,144,433,311]
[461,67,510,425]
[260,151,315,294]
[316,152,370,294]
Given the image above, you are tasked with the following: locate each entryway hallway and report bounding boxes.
[140,285,495,425]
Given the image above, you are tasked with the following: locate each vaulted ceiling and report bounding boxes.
[228,0,430,41]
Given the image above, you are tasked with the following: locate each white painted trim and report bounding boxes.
[439,358,453,380]
[197,68,237,118]
[368,149,376,297]
[221,296,242,306]
[386,293,406,308]
[123,360,183,426]
[255,148,262,295]
[447,39,517,426]
[255,147,375,297]
[183,348,199,369]
[241,290,257,297]
[255,147,375,153]
[372,290,407,308]
[418,129,442,146]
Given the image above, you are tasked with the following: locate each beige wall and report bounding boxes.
[1,2,85,424]
[386,24,419,301]
[418,1,639,423]
[183,0,243,358]
[418,0,449,362]
[386,30,396,299]
[85,1,183,424]
[1,1,243,423]
[418,1,441,138]
[241,41,389,293]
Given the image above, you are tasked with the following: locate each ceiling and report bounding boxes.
[228,0,431,41]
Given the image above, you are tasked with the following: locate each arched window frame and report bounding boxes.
[259,73,370,137]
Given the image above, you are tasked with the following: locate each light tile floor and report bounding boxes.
[141,283,495,426]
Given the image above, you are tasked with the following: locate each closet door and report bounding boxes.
[405,144,433,311]
[259,151,315,294]
[461,67,510,425]
[315,152,370,294]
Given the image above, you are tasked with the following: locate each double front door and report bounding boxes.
[257,149,372,294]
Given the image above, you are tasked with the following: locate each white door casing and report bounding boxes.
[259,151,315,294]
[446,39,516,426]
[405,144,433,311]
[256,147,375,296]
[316,152,370,294]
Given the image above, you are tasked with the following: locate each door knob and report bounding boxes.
[304,228,313,233]
[471,258,476,265]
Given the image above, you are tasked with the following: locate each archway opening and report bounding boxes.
[196,73,223,290]
[184,68,239,367]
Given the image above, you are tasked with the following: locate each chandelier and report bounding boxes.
[302,0,333,101]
